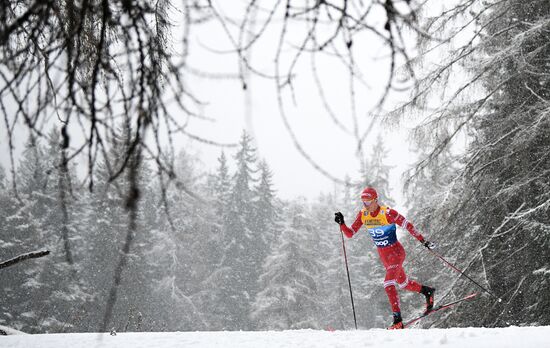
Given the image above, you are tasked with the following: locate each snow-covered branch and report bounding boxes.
[0,250,50,270]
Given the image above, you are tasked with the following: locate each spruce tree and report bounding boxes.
[355,134,395,206]
[1,139,50,332]
[197,151,238,330]
[460,0,550,326]
[248,160,282,328]
[213,151,232,217]
[217,131,258,330]
[30,130,92,333]
[251,160,279,269]
[407,0,550,327]
[251,200,324,329]
[141,162,210,331]
[0,133,93,333]
[79,126,153,330]
[311,193,353,330]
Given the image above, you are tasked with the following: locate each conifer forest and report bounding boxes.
[0,0,549,334]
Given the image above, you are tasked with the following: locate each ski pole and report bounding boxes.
[339,230,358,329]
[427,248,502,301]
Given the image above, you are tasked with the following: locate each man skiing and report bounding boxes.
[334,187,436,330]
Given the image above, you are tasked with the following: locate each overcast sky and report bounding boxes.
[0,1,422,211]
[175,2,419,209]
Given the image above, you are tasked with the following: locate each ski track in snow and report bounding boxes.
[2,326,549,348]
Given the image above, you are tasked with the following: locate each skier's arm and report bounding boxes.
[386,208,425,243]
[340,211,363,238]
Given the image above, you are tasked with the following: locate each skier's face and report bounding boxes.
[362,198,377,210]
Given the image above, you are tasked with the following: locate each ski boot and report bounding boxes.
[388,312,404,330]
[421,285,435,315]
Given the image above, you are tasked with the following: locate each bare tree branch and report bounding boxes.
[0,250,50,270]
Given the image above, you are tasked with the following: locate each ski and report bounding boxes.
[403,293,478,328]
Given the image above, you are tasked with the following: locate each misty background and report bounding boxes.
[1,0,549,334]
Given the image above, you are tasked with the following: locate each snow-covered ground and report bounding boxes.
[2,326,549,348]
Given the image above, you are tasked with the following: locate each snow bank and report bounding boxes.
[1,326,548,348]
[0,325,27,336]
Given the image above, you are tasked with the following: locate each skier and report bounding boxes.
[334,187,436,330]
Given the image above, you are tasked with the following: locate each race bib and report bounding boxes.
[367,224,397,248]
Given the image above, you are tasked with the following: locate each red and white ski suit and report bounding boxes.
[340,205,426,314]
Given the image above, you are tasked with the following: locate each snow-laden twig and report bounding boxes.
[490,203,526,238]
[479,250,489,289]
[509,200,550,221]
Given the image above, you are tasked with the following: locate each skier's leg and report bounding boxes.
[396,269,422,293]
[391,244,423,293]
[420,285,436,313]
[396,259,436,313]
[380,244,406,329]
[384,269,404,329]
[384,282,400,313]
[382,250,402,314]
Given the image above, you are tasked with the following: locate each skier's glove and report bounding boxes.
[423,240,436,250]
[334,212,345,225]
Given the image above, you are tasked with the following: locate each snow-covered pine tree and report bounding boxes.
[0,133,92,333]
[454,0,550,327]
[401,146,464,317]
[310,192,354,330]
[0,161,30,330]
[251,162,279,264]
[131,176,175,331]
[251,160,278,244]
[0,138,51,332]
[140,149,211,331]
[215,131,259,330]
[194,150,234,330]
[212,151,232,218]
[356,134,395,207]
[248,160,282,329]
[406,0,550,328]
[78,132,131,328]
[26,130,92,333]
[78,126,154,331]
[109,158,162,332]
[251,199,324,330]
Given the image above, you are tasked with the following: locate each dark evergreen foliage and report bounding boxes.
[405,0,550,328]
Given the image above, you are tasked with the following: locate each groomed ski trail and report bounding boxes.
[2,325,549,348]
